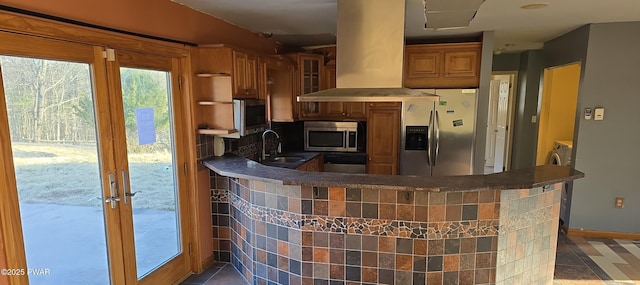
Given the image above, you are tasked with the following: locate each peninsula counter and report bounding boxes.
[203,155,584,285]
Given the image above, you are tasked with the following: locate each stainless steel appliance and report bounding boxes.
[233,99,267,136]
[296,0,440,103]
[400,89,477,176]
[304,121,358,152]
[323,152,367,174]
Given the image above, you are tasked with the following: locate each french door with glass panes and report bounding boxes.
[0,32,191,285]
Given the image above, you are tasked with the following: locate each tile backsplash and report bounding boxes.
[197,124,289,162]
[196,134,215,160]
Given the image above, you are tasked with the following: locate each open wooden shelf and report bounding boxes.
[196,128,238,135]
[197,101,233,106]
[196,72,231,77]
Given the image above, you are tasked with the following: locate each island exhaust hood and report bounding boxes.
[297,0,439,102]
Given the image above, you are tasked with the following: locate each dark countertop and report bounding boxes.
[202,154,584,192]
[259,151,323,169]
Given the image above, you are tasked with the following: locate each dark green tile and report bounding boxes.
[346,188,361,201]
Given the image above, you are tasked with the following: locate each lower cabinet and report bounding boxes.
[367,103,400,175]
[297,155,324,172]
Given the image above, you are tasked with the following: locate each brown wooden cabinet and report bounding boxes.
[404,42,481,89]
[191,46,237,135]
[321,62,367,120]
[297,155,324,172]
[232,50,258,98]
[346,103,367,119]
[323,60,337,90]
[195,45,260,99]
[366,102,400,175]
[263,55,297,122]
[288,53,324,119]
[324,102,344,118]
[324,102,367,120]
[257,57,268,101]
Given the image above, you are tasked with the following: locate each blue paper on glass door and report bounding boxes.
[135,107,156,145]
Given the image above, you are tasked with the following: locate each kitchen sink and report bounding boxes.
[267,156,305,163]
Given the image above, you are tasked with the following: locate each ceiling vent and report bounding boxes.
[423,0,485,30]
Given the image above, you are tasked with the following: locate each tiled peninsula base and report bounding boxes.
[209,171,562,285]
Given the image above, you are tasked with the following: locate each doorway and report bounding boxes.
[0,32,191,285]
[536,63,581,166]
[485,72,517,173]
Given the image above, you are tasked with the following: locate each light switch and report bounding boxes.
[594,107,604,121]
[584,108,592,120]
[531,115,537,123]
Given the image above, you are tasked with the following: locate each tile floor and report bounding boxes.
[180,263,248,285]
[181,234,640,285]
[554,234,640,285]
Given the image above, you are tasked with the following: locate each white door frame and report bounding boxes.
[488,71,518,172]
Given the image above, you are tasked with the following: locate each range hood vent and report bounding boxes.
[423,0,485,30]
[298,0,439,103]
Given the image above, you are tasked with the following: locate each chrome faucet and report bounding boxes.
[261,129,281,161]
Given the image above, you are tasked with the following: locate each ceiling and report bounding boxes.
[172,0,640,52]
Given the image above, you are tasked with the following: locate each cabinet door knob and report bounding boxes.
[342,112,346,116]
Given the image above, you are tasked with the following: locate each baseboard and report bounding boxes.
[199,254,216,272]
[567,228,640,240]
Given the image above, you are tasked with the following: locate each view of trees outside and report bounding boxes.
[1,55,180,283]
[1,56,172,152]
[120,67,172,153]
[1,56,176,210]
[1,56,95,144]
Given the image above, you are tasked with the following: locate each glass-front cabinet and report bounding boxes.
[297,54,323,119]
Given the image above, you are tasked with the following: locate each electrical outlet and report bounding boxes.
[615,197,624,208]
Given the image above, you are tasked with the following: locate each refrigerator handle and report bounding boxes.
[434,110,441,166]
[427,110,433,166]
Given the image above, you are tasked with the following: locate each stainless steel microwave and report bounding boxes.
[233,99,266,136]
[304,121,358,152]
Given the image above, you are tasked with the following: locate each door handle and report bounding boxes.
[434,111,441,166]
[122,170,140,204]
[105,173,120,209]
[427,110,433,166]
[105,196,121,206]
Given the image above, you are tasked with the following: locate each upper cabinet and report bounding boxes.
[196,45,259,99]
[232,50,258,98]
[404,42,481,89]
[323,62,341,118]
[322,61,367,120]
[323,60,337,90]
[264,56,296,122]
[191,46,237,135]
[257,57,268,101]
[288,53,324,119]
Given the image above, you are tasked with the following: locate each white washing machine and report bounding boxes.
[548,140,573,166]
[547,141,574,230]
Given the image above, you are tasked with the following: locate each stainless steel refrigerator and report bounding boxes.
[400,89,477,176]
